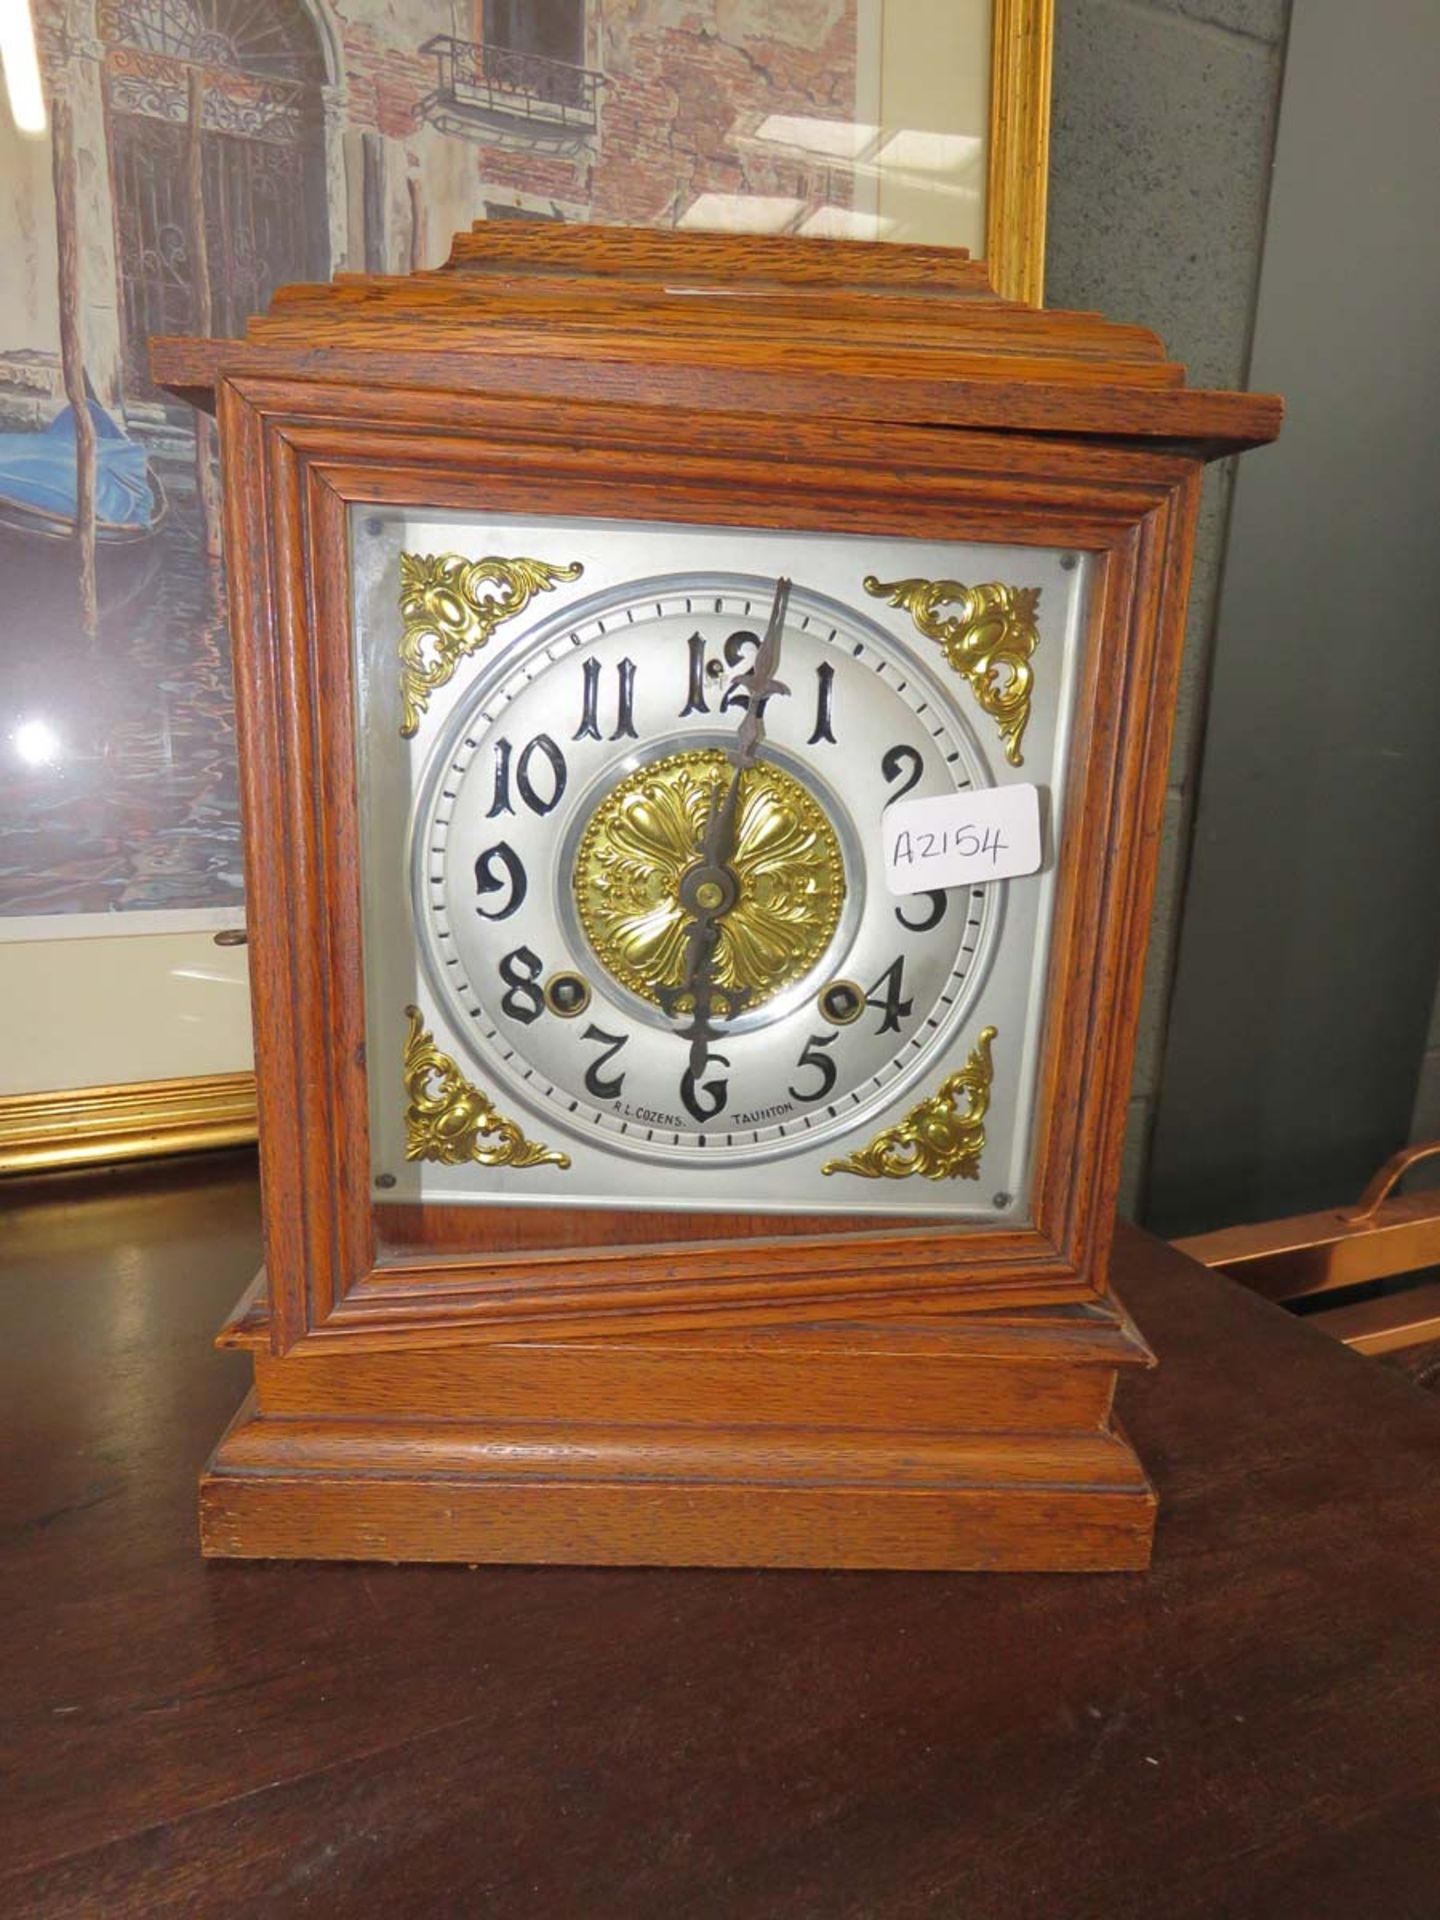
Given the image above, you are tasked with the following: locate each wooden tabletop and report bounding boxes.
[4,1151,1439,1919]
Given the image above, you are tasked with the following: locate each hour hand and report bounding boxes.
[656,970,751,1075]
[659,787,754,1057]
[672,859,751,1031]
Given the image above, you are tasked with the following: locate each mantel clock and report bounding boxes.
[153,225,1280,1570]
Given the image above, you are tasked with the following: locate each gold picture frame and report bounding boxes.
[988,0,1054,304]
[0,0,1051,1175]
[0,1072,258,1177]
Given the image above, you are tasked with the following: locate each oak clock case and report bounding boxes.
[149,221,1281,1569]
[352,512,1087,1229]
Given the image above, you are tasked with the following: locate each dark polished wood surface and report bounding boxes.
[4,1150,1439,1918]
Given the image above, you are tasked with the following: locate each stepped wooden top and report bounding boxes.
[151,223,1280,456]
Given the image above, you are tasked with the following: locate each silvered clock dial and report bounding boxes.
[350,512,1090,1221]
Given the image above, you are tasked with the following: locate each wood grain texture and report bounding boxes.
[200,1281,1156,1567]
[151,222,1279,446]
[4,1154,1439,1918]
[442,221,989,285]
[200,1446,1155,1572]
[257,411,1175,1341]
[375,1198,915,1256]
[157,337,1279,451]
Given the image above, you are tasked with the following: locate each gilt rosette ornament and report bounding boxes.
[573,747,845,1011]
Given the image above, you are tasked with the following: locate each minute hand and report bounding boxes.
[664,578,793,1059]
[702,575,792,882]
[729,575,791,773]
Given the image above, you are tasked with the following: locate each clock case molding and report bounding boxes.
[153,225,1279,1569]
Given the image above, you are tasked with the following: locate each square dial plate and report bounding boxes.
[350,510,1090,1222]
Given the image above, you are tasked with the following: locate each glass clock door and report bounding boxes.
[349,509,1090,1221]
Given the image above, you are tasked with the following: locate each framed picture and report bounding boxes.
[0,0,1052,1172]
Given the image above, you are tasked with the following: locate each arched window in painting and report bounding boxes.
[483,0,583,69]
[418,0,596,142]
[483,0,586,110]
[99,0,330,400]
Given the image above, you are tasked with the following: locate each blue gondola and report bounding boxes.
[0,392,165,544]
[0,391,169,624]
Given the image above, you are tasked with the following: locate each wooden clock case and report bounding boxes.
[153,226,1279,1570]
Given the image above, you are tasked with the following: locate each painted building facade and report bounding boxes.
[1,0,859,432]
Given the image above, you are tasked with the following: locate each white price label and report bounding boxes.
[882,783,1043,896]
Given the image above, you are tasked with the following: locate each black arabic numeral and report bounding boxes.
[807,661,837,745]
[789,1030,839,1102]
[681,1048,730,1123]
[865,956,914,1035]
[474,842,526,921]
[498,945,545,1024]
[488,733,566,817]
[573,657,638,741]
[896,888,948,933]
[515,733,566,815]
[580,1024,628,1101]
[613,657,637,737]
[882,748,946,928]
[718,629,760,713]
[680,629,710,716]
[881,743,925,800]
[487,737,514,817]
[573,659,602,739]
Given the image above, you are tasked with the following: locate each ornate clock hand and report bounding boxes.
[693,574,794,898]
[663,784,751,1079]
[728,574,791,772]
[661,579,793,1061]
[695,574,793,912]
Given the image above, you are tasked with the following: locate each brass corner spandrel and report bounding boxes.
[396,553,583,737]
[823,1027,997,1181]
[864,575,1040,766]
[402,1006,569,1171]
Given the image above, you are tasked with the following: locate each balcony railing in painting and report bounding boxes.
[417,36,602,145]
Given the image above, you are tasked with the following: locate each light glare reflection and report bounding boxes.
[754,114,880,161]
[677,192,805,234]
[13,717,62,766]
[0,0,46,135]
[797,207,894,242]
[876,130,984,175]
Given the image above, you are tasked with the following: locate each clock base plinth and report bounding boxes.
[201,1286,1158,1572]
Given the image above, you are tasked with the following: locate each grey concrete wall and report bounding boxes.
[1145,0,1440,1233]
[1043,0,1289,1211]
